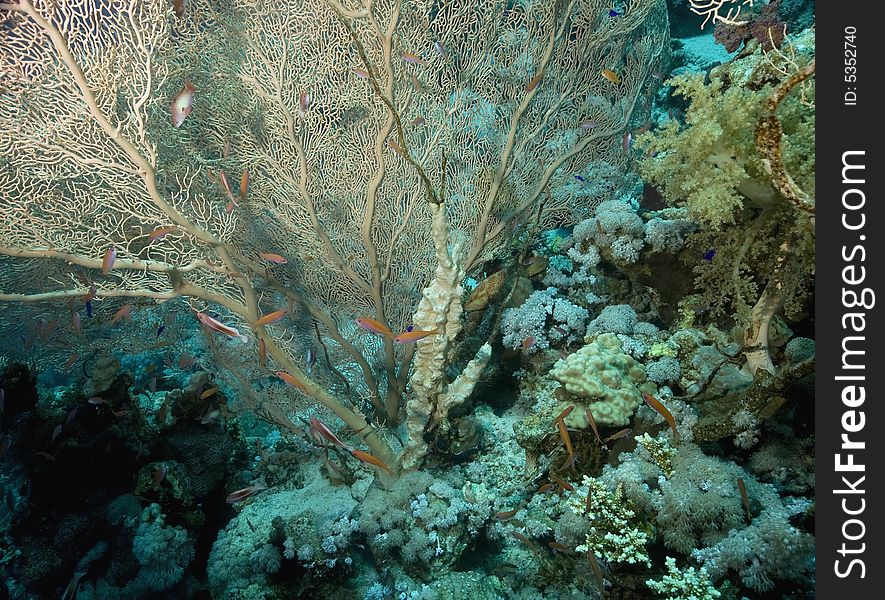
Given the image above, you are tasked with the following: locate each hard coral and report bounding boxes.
[550,333,653,427]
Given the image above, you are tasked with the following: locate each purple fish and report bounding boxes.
[703,249,716,262]
[609,8,623,17]
[156,325,165,338]
[574,175,585,182]
[85,300,93,317]
[406,325,414,332]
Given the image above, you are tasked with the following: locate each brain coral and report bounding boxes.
[550,333,651,426]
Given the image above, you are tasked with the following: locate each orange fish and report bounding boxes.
[111,303,133,324]
[171,82,196,127]
[526,72,543,91]
[548,541,575,555]
[393,328,440,344]
[259,252,288,264]
[556,418,576,470]
[350,448,393,473]
[521,336,536,352]
[309,416,351,450]
[199,387,218,400]
[258,337,267,369]
[551,475,574,492]
[603,428,632,443]
[239,169,249,201]
[584,406,603,444]
[555,405,575,422]
[149,226,177,241]
[411,116,426,126]
[601,69,620,84]
[71,311,81,334]
[409,73,425,94]
[512,532,540,555]
[387,139,407,158]
[737,477,753,522]
[276,370,309,393]
[494,509,519,521]
[196,311,249,342]
[401,51,425,65]
[353,67,370,79]
[219,170,235,199]
[226,484,267,504]
[641,391,679,443]
[356,317,394,338]
[256,309,288,326]
[101,246,116,274]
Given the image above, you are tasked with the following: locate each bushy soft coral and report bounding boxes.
[636,28,815,323]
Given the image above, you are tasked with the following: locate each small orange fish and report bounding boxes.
[258,337,267,369]
[200,387,218,400]
[584,406,603,444]
[551,475,574,492]
[256,309,288,326]
[196,311,249,342]
[149,226,177,241]
[601,69,620,84]
[387,139,407,158]
[171,82,196,127]
[178,354,196,369]
[259,252,288,264]
[353,67,370,79]
[276,370,309,393]
[737,477,753,522]
[71,311,81,334]
[555,405,575,422]
[512,532,540,555]
[603,428,632,443]
[641,391,679,443]
[526,72,543,91]
[548,541,575,555]
[538,483,555,494]
[101,246,116,274]
[350,448,392,473]
[173,0,187,19]
[356,317,394,338]
[401,51,425,65]
[222,140,231,158]
[219,170,234,199]
[409,73,425,93]
[556,418,576,470]
[521,336,536,352]
[411,116,426,126]
[309,416,351,450]
[111,304,133,324]
[494,509,519,521]
[393,328,440,344]
[226,484,267,504]
[239,169,249,201]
